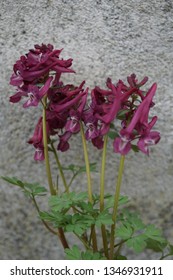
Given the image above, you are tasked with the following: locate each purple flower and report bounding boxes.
[83,78,127,148]
[55,87,88,151]
[82,109,99,140]
[137,116,160,155]
[57,131,72,152]
[23,76,53,108]
[28,117,43,146]
[10,44,74,92]
[50,85,86,114]
[113,83,160,155]
[33,144,44,161]
[9,47,75,107]
[10,76,53,108]
[28,117,45,160]
[113,131,133,155]
[137,131,160,155]
[65,111,81,133]
[95,82,122,124]
[91,136,104,149]
[127,73,148,88]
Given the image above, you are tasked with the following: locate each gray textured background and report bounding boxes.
[0,0,173,259]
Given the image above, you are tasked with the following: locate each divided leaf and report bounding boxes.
[146,238,167,252]
[105,195,129,210]
[65,245,81,260]
[116,224,133,239]
[126,234,147,253]
[1,176,24,188]
[144,225,166,243]
[65,213,94,235]
[1,176,47,197]
[65,245,105,260]
[95,210,113,227]
[49,192,88,212]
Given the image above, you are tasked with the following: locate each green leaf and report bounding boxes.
[49,192,88,212]
[107,131,119,140]
[110,123,115,129]
[146,238,167,252]
[39,211,71,228]
[118,196,129,205]
[65,246,106,260]
[78,201,96,214]
[36,83,45,87]
[116,255,127,260]
[117,109,129,120]
[65,224,85,235]
[120,210,145,231]
[131,144,139,153]
[1,177,47,197]
[168,244,173,255]
[144,225,166,243]
[24,182,47,196]
[39,211,63,223]
[81,251,106,260]
[116,224,133,239]
[126,234,147,253]
[49,195,72,212]
[1,176,24,188]
[95,211,113,227]
[105,195,129,209]
[128,216,145,231]
[65,245,81,260]
[62,163,97,174]
[65,213,94,235]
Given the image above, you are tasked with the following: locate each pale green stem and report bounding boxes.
[80,122,98,252]
[109,155,125,259]
[100,135,109,258]
[50,142,69,193]
[100,135,108,211]
[42,96,56,195]
[42,96,69,249]
[80,122,93,204]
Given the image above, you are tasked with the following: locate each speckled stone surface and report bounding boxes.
[0,0,173,259]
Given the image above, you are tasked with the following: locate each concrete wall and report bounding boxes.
[0,0,173,259]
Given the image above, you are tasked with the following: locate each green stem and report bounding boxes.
[160,254,172,260]
[50,142,69,193]
[100,135,108,211]
[42,96,69,249]
[68,173,77,188]
[80,122,98,252]
[74,233,91,250]
[109,155,125,259]
[100,135,109,258]
[42,96,56,196]
[32,195,58,235]
[80,122,93,203]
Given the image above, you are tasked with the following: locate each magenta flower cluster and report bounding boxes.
[10,44,160,160]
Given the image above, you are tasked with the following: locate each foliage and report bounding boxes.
[0,45,171,260]
[1,175,172,260]
[1,176,47,198]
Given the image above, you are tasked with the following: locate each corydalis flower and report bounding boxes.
[137,116,160,155]
[57,87,88,152]
[10,76,53,107]
[10,44,74,88]
[28,117,45,161]
[113,83,160,155]
[83,78,136,149]
[9,44,75,106]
